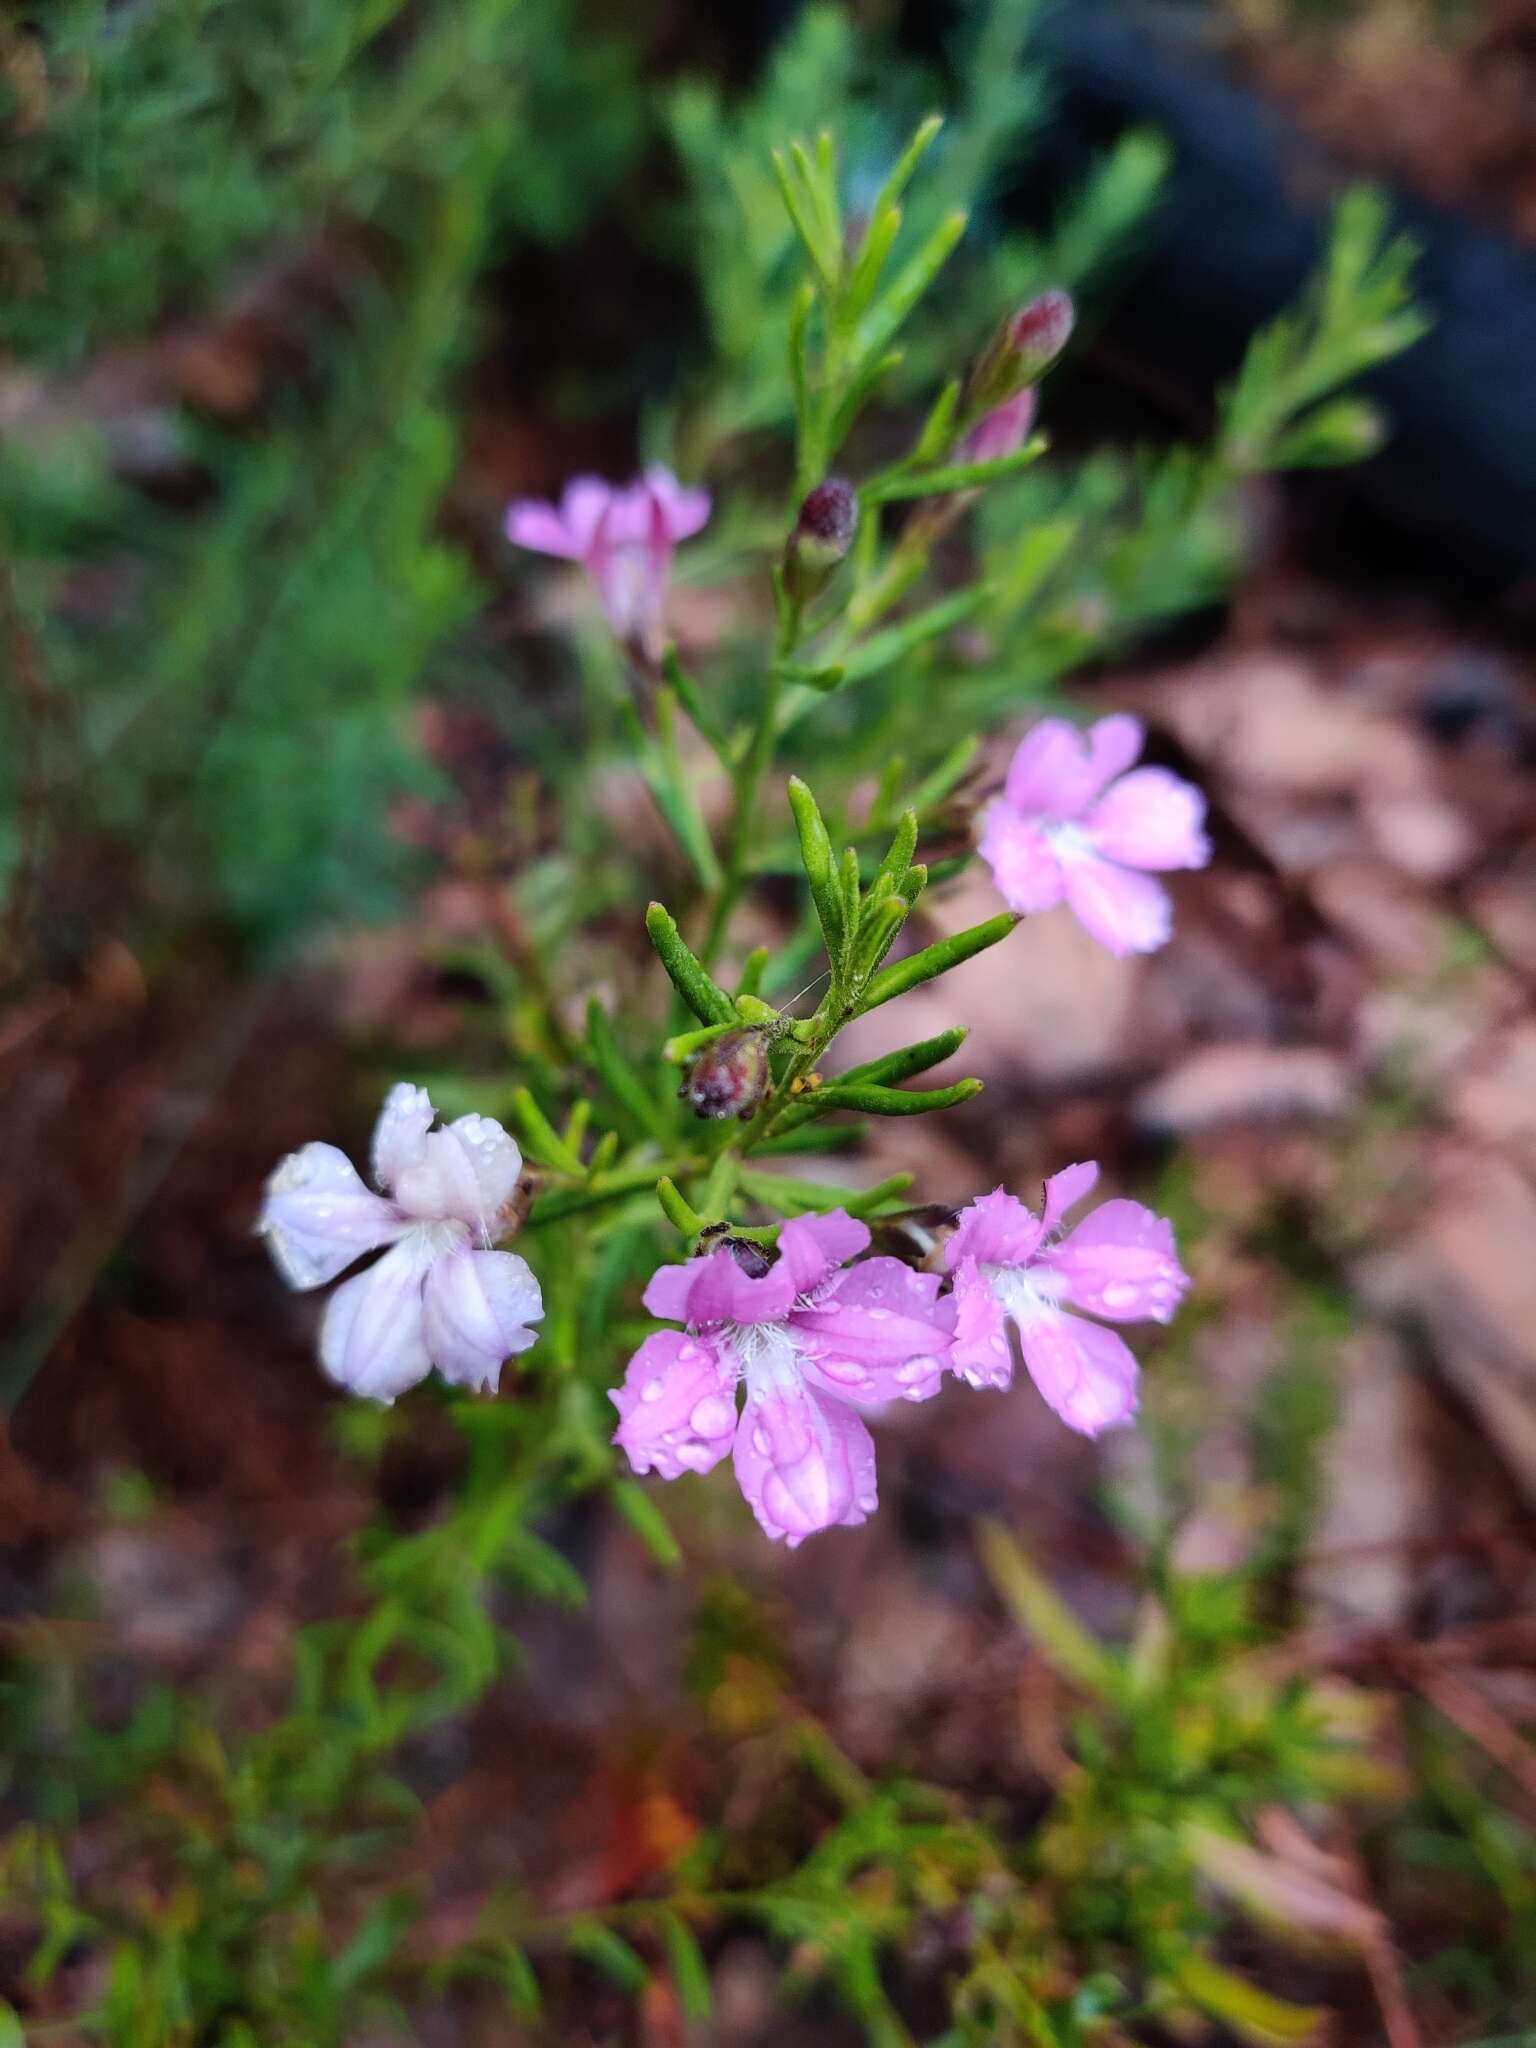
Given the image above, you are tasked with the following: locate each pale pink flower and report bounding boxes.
[260,1084,541,1403]
[611,1211,954,1547]
[505,465,710,660]
[958,386,1037,465]
[979,714,1210,955]
[946,1164,1187,1437]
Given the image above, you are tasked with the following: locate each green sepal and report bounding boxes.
[645,902,737,1025]
[656,1174,705,1236]
[662,1021,739,1066]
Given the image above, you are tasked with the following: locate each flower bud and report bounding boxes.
[678,1027,770,1121]
[965,288,1075,422]
[782,477,859,605]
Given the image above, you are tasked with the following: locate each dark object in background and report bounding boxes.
[913,0,1536,606]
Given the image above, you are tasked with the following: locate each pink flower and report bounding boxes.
[611,1211,954,1547]
[260,1084,542,1403]
[505,465,710,660]
[946,1164,1187,1437]
[958,387,1037,465]
[979,714,1210,955]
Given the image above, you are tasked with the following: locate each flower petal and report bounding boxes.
[642,465,711,542]
[1060,854,1173,956]
[319,1233,437,1402]
[775,1209,869,1297]
[1017,1310,1140,1437]
[371,1082,435,1194]
[732,1379,876,1547]
[422,1247,543,1392]
[946,1186,1043,1271]
[259,1142,408,1290]
[610,1329,738,1480]
[1084,766,1210,872]
[1003,714,1143,819]
[792,1257,952,1404]
[1039,1160,1100,1239]
[505,499,583,558]
[948,1258,1014,1389]
[978,802,1064,914]
[391,1117,522,1235]
[642,1246,796,1329]
[1040,1198,1188,1324]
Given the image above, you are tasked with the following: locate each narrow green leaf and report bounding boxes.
[1171,1951,1322,2044]
[780,660,848,692]
[740,1167,913,1216]
[736,945,770,1000]
[499,1945,542,2017]
[838,586,987,682]
[865,436,1047,503]
[786,777,846,966]
[567,1920,649,1993]
[511,1087,585,1175]
[826,346,904,458]
[780,1076,980,1123]
[851,894,909,980]
[656,1174,704,1236]
[860,911,1017,1010]
[661,1910,713,2020]
[613,1477,683,1568]
[867,113,944,225]
[662,1021,738,1066]
[853,208,966,367]
[586,999,672,1142]
[975,1519,1119,1698]
[645,902,737,1025]
[771,147,839,287]
[841,201,902,325]
[751,1121,869,1156]
[838,846,861,935]
[663,645,731,760]
[837,1026,966,1088]
[865,809,918,909]
[907,736,978,813]
[787,279,815,444]
[908,376,963,465]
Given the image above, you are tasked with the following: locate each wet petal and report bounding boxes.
[371,1082,435,1194]
[792,1257,952,1404]
[1017,1310,1140,1437]
[319,1233,437,1403]
[948,1259,1014,1389]
[260,1142,408,1291]
[732,1379,876,1547]
[978,802,1064,914]
[445,1114,523,1231]
[775,1209,869,1298]
[391,1117,521,1234]
[1040,1198,1188,1324]
[1084,766,1210,872]
[1039,1160,1100,1239]
[610,1330,738,1480]
[1060,854,1173,956]
[642,1246,796,1329]
[422,1247,543,1392]
[946,1187,1043,1271]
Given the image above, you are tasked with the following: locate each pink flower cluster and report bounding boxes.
[611,1170,1187,1547]
[980,714,1210,956]
[505,465,709,661]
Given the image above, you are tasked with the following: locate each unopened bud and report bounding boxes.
[965,288,1075,422]
[783,477,859,605]
[678,1027,770,1121]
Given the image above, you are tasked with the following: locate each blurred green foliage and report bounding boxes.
[0,0,639,958]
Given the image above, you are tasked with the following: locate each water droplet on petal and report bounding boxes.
[1101,1282,1138,1311]
[688,1394,735,1438]
[867,1307,891,1321]
[752,1428,771,1457]
[641,1379,664,1403]
[819,1359,867,1386]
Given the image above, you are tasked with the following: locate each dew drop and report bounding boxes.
[688,1394,734,1438]
[641,1378,664,1403]
[752,1428,771,1457]
[1101,1282,1138,1311]
[866,1307,891,1321]
[857,1494,877,1513]
[820,1359,867,1386]
[896,1357,935,1384]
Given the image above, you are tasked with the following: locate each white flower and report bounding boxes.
[260,1084,542,1402]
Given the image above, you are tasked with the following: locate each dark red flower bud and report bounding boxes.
[783,476,859,604]
[678,1028,771,1121]
[964,288,1075,424]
